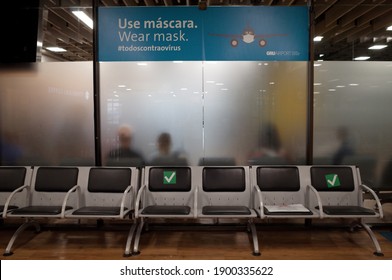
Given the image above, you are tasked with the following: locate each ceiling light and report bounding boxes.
[37,41,43,47]
[319,54,324,57]
[328,89,336,92]
[368,45,387,50]
[314,83,322,86]
[137,62,148,66]
[349,83,359,86]
[173,61,183,63]
[387,26,392,31]
[354,56,370,61]
[118,85,126,88]
[314,63,322,67]
[72,11,93,29]
[314,36,323,42]
[46,47,67,52]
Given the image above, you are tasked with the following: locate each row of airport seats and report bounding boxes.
[0,165,385,257]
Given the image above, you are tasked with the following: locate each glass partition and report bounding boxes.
[0,62,95,166]
[203,61,307,166]
[314,61,392,187]
[99,62,203,166]
[100,61,308,166]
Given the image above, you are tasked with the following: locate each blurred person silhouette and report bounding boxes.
[0,132,23,165]
[106,124,145,166]
[149,132,188,166]
[332,126,355,165]
[248,122,289,165]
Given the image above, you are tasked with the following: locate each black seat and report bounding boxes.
[142,205,191,215]
[3,167,80,256]
[202,206,251,215]
[253,166,316,217]
[315,205,375,216]
[309,165,384,256]
[198,166,260,255]
[133,166,196,255]
[11,206,72,215]
[0,167,30,216]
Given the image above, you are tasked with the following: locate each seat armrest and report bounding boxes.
[135,184,147,218]
[3,185,30,218]
[253,185,265,219]
[61,185,81,218]
[193,186,198,218]
[306,184,324,219]
[361,184,384,219]
[120,184,134,217]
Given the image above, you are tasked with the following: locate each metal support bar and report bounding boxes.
[132,219,145,255]
[360,222,384,256]
[123,221,138,257]
[249,219,261,256]
[3,221,41,256]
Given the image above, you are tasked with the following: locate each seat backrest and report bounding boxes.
[143,166,194,207]
[88,167,132,193]
[309,165,361,206]
[199,166,251,207]
[30,167,79,206]
[256,166,300,192]
[148,167,191,192]
[0,167,32,207]
[253,166,305,206]
[0,167,27,192]
[78,167,137,209]
[310,166,355,192]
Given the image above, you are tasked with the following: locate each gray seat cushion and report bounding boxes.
[10,206,72,215]
[72,206,126,216]
[202,206,251,215]
[141,205,191,215]
[316,205,376,215]
[0,205,18,213]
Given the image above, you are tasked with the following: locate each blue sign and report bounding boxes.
[98,6,309,61]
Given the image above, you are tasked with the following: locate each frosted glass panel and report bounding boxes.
[314,61,392,187]
[203,61,307,165]
[100,62,203,166]
[0,62,95,166]
[100,61,307,166]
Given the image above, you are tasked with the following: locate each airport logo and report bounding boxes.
[325,174,341,188]
[163,171,176,184]
[209,25,286,48]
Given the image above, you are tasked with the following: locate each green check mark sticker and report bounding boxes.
[163,171,176,184]
[325,174,341,188]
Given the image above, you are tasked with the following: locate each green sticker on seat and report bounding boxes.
[325,174,341,188]
[163,171,176,184]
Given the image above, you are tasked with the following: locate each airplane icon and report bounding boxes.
[209,26,287,47]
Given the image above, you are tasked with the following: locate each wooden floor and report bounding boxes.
[1,219,392,260]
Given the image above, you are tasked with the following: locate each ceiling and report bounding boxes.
[41,0,392,61]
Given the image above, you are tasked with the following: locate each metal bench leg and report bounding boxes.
[3,221,41,256]
[361,222,384,256]
[248,220,261,256]
[123,221,138,257]
[132,219,145,255]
